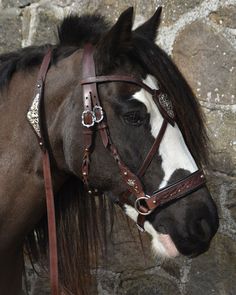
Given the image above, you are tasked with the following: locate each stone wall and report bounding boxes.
[0,0,235,294]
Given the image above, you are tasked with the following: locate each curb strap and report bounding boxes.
[27,49,60,295]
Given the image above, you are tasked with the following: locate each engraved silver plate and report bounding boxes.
[158,93,175,119]
[27,93,41,138]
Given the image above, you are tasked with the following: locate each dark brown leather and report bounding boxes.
[29,50,60,295]
[80,44,206,231]
[81,75,175,126]
[81,75,158,95]
[137,119,168,177]
[29,45,208,295]
[33,49,52,150]
[146,169,206,210]
[42,150,59,295]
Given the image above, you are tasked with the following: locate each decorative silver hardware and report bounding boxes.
[134,195,153,216]
[127,179,135,187]
[81,110,96,128]
[124,171,128,176]
[93,105,104,123]
[158,93,175,119]
[82,106,104,128]
[153,200,157,204]
[27,93,41,138]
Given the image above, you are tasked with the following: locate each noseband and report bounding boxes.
[27,44,206,295]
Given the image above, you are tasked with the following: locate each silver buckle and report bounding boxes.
[93,105,104,123]
[134,195,153,216]
[82,110,96,128]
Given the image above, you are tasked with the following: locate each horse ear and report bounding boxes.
[95,7,134,73]
[134,7,162,41]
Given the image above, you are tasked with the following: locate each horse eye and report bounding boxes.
[123,111,145,126]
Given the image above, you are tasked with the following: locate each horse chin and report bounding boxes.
[124,205,179,259]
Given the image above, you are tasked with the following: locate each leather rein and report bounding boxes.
[27,44,206,295]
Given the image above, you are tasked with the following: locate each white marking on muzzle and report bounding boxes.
[125,205,179,258]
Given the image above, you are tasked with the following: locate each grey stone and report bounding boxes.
[34,5,62,46]
[119,274,181,295]
[173,21,236,106]
[160,0,204,26]
[186,234,236,295]
[1,0,37,8]
[205,108,236,176]
[0,9,22,54]
[209,5,236,29]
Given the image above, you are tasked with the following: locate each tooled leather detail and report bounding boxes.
[146,170,206,210]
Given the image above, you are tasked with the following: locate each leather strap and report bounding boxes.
[137,119,168,177]
[27,49,52,150]
[81,75,158,95]
[81,75,175,126]
[146,169,206,210]
[28,49,60,295]
[81,45,147,200]
[42,150,59,295]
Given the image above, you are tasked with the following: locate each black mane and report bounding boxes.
[0,14,109,89]
[0,13,208,165]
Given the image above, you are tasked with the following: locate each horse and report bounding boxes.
[0,6,219,295]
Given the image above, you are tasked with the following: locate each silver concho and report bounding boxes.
[27,93,41,138]
[127,179,135,187]
[158,93,175,119]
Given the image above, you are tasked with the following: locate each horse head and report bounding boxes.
[55,7,219,259]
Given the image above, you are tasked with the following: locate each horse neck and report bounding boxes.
[42,49,85,177]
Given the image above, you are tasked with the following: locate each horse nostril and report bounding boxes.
[189,218,212,242]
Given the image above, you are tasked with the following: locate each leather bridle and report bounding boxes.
[80,44,206,230]
[27,44,206,295]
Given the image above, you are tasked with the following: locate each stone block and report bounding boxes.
[173,21,236,106]
[160,0,204,26]
[22,4,63,47]
[0,9,22,54]
[186,234,236,295]
[205,108,236,175]
[119,274,181,295]
[209,5,236,29]
[1,0,37,9]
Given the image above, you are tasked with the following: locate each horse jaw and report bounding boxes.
[124,204,179,258]
[133,75,198,188]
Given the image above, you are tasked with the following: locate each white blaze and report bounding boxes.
[133,75,198,188]
[125,75,198,258]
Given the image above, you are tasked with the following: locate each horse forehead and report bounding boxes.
[133,75,158,106]
[132,75,162,131]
